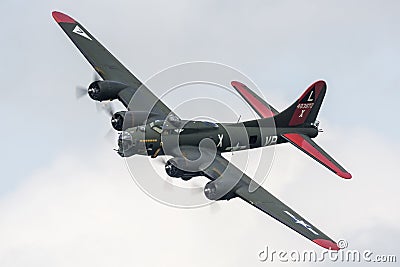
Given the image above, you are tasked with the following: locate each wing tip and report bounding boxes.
[231,80,244,88]
[313,239,340,250]
[52,11,76,24]
[337,171,352,179]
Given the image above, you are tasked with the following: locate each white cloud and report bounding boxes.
[1,123,399,267]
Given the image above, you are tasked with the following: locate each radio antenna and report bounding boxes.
[236,115,241,123]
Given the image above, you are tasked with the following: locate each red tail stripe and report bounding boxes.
[231,81,275,118]
[283,133,352,179]
[288,80,325,126]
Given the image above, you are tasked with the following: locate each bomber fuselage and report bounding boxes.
[117,119,319,158]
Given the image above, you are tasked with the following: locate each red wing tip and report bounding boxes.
[52,11,76,23]
[313,239,340,250]
[231,81,243,87]
[337,171,352,179]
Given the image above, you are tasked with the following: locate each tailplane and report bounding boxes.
[282,133,352,179]
[231,80,351,179]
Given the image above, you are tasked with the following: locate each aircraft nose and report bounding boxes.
[118,131,135,150]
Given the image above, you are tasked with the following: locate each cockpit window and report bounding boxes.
[120,131,133,142]
[202,121,219,128]
[152,126,163,134]
[150,120,164,133]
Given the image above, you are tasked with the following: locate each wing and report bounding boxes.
[201,153,340,250]
[231,81,279,118]
[282,133,352,179]
[52,11,172,120]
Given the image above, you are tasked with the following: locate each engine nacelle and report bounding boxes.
[165,159,202,181]
[111,111,157,131]
[88,80,129,101]
[111,111,125,131]
[204,180,237,201]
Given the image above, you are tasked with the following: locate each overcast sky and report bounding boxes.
[1,0,400,266]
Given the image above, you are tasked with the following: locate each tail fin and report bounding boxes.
[274,80,326,127]
[232,80,351,179]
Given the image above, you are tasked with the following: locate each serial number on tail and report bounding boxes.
[297,103,314,109]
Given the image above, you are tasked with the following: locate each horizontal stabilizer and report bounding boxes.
[283,133,352,179]
[231,81,279,118]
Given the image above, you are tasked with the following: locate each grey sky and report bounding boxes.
[1,0,400,266]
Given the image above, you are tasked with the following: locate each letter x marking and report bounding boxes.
[217,134,223,147]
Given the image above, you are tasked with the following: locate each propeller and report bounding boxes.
[151,157,221,212]
[153,156,169,165]
[150,156,176,191]
[208,200,221,214]
[189,179,206,194]
[95,101,118,142]
[186,177,220,214]
[75,72,116,143]
[75,86,87,99]
[75,72,102,99]
[96,101,115,117]
[152,156,208,194]
[104,127,116,142]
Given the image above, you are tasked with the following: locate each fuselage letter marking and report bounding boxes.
[217,134,224,147]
